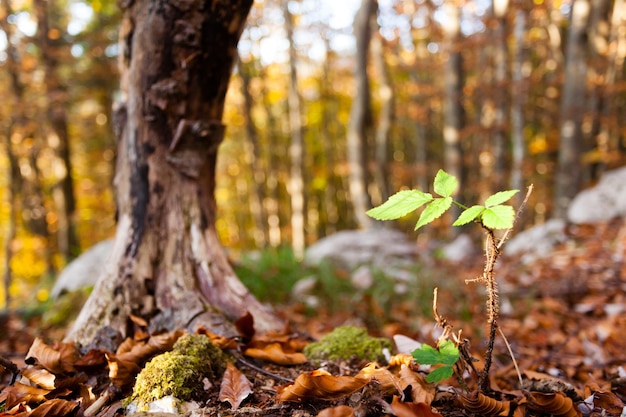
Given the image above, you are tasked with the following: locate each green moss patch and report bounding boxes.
[127,333,228,410]
[303,326,393,365]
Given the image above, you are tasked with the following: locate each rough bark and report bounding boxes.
[66,0,282,347]
[283,0,306,258]
[554,0,591,219]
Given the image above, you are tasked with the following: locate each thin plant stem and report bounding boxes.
[498,326,523,388]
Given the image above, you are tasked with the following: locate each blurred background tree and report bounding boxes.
[1,0,625,309]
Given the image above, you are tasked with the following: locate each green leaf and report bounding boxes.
[484,190,519,207]
[437,340,460,366]
[433,170,458,198]
[412,344,440,365]
[453,205,485,226]
[366,190,433,221]
[481,205,516,229]
[426,365,454,383]
[415,197,452,230]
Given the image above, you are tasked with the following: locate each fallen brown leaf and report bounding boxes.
[28,398,79,417]
[277,370,369,402]
[25,338,78,375]
[245,342,308,365]
[355,362,399,396]
[398,364,434,404]
[20,367,56,390]
[2,382,50,409]
[458,391,511,417]
[196,326,238,350]
[390,396,443,417]
[105,353,141,391]
[219,362,253,410]
[525,391,580,417]
[116,329,185,363]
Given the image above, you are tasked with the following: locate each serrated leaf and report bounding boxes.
[366,190,433,221]
[481,205,515,229]
[426,365,454,383]
[453,205,485,226]
[412,344,440,365]
[433,170,458,198]
[437,340,460,366]
[484,190,519,207]
[415,197,452,230]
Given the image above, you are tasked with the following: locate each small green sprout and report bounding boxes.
[366,169,519,231]
[412,340,460,383]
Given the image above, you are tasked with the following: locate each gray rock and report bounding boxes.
[440,233,475,263]
[303,228,417,270]
[568,166,626,224]
[504,219,566,263]
[51,239,113,298]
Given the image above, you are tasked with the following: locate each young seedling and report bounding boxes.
[367,169,531,391]
[412,340,459,383]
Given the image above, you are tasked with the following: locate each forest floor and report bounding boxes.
[1,219,626,416]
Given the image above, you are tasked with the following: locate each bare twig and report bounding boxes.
[0,355,19,385]
[498,326,523,388]
[497,184,534,251]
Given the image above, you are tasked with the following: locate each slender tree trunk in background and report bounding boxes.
[239,60,268,247]
[34,0,80,261]
[441,1,464,230]
[2,125,18,310]
[510,9,527,204]
[320,37,339,236]
[261,69,282,247]
[66,0,281,346]
[371,30,393,205]
[409,19,432,193]
[599,0,626,153]
[347,0,376,229]
[1,0,20,309]
[554,0,591,219]
[585,0,615,178]
[283,1,306,258]
[491,0,508,192]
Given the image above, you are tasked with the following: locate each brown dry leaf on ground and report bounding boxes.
[390,396,443,417]
[244,342,308,365]
[316,404,356,417]
[24,338,78,375]
[458,391,512,416]
[276,369,369,402]
[219,362,253,410]
[4,220,626,416]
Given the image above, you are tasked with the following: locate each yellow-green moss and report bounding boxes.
[303,326,393,364]
[127,333,228,410]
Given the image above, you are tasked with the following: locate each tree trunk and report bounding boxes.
[371,30,393,205]
[441,1,464,230]
[283,0,306,258]
[347,0,376,229]
[510,9,527,205]
[33,0,80,261]
[491,2,508,192]
[239,59,268,248]
[66,0,282,347]
[554,0,591,219]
